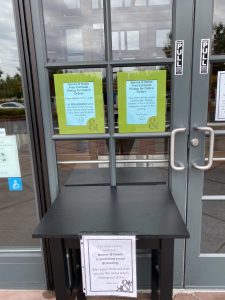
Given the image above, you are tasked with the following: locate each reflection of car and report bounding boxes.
[0,102,25,109]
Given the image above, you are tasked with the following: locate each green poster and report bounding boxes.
[117,70,167,133]
[54,73,105,134]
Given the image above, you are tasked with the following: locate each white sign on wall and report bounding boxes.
[80,235,137,297]
[215,71,225,121]
[0,135,21,178]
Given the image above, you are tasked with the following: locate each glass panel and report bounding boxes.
[115,138,169,184]
[212,0,225,55]
[0,0,39,247]
[204,136,225,195]
[125,0,132,7]
[64,0,80,9]
[113,66,171,133]
[207,62,225,127]
[56,140,109,186]
[204,164,225,196]
[150,0,171,5]
[111,0,123,7]
[127,31,139,50]
[111,0,172,60]
[135,0,147,6]
[43,0,105,63]
[49,68,107,135]
[201,201,225,253]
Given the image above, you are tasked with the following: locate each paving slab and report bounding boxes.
[0,291,224,299]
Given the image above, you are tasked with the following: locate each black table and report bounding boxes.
[33,185,189,300]
[65,167,167,186]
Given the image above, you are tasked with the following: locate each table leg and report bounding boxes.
[159,239,174,300]
[49,239,73,300]
[151,249,159,300]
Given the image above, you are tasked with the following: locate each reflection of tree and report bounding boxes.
[0,68,23,100]
[162,32,172,82]
[163,32,172,59]
[213,22,225,55]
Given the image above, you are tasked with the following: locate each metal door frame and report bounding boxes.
[24,0,194,289]
[185,0,225,288]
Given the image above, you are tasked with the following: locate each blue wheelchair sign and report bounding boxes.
[8,178,23,191]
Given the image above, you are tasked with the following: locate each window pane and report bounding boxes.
[212,0,225,55]
[111,0,123,7]
[135,0,147,6]
[56,140,109,186]
[156,29,170,47]
[43,0,105,63]
[127,31,139,50]
[115,138,169,184]
[121,31,126,50]
[112,32,119,50]
[92,0,99,9]
[201,201,225,253]
[207,63,225,126]
[66,28,83,59]
[111,0,172,60]
[204,136,225,196]
[0,0,39,248]
[150,0,170,5]
[204,161,225,196]
[125,0,132,7]
[64,0,80,9]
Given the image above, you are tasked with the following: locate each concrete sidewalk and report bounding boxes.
[0,291,225,299]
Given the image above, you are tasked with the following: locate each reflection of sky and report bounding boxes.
[0,0,19,77]
[214,0,225,25]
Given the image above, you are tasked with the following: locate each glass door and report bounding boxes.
[27,0,194,289]
[185,0,225,288]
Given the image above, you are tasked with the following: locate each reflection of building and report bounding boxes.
[43,0,172,63]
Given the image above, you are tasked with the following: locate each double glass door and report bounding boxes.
[21,0,225,288]
[186,0,225,288]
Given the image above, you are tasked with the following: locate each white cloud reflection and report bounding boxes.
[0,0,19,77]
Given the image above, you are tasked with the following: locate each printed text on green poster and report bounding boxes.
[117,70,166,133]
[54,73,105,134]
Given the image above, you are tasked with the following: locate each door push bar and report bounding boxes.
[192,126,214,171]
[170,128,186,171]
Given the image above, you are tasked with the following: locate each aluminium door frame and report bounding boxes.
[185,0,225,288]
[26,0,194,288]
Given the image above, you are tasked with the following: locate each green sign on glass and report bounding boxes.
[117,70,166,133]
[54,73,105,134]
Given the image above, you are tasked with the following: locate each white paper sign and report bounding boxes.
[80,235,137,297]
[215,71,225,121]
[0,135,21,178]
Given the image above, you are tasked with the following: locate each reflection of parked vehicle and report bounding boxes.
[0,102,25,109]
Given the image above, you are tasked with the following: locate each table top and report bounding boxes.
[65,167,167,186]
[33,185,189,239]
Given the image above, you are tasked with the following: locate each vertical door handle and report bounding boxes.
[170,128,186,171]
[192,126,214,170]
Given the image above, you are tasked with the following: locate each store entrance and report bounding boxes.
[14,0,225,289]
